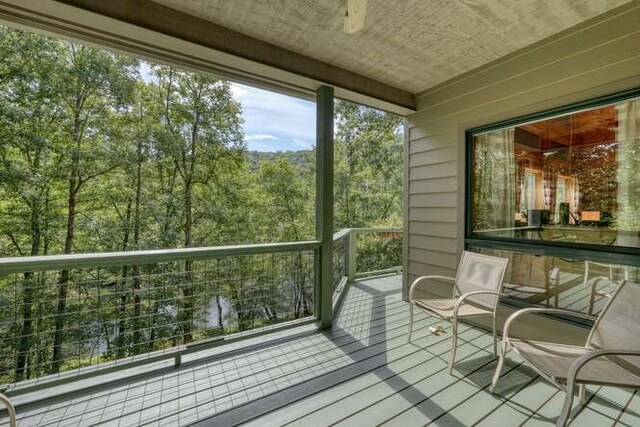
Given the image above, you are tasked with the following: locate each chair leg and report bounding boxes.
[588,280,597,315]
[557,381,576,427]
[578,384,586,404]
[407,303,414,343]
[492,314,498,358]
[0,393,16,427]
[448,318,458,374]
[490,350,505,393]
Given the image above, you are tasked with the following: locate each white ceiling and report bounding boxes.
[151,0,631,94]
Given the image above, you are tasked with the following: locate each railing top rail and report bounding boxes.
[332,227,402,242]
[332,229,351,241]
[0,226,403,275]
[349,227,402,234]
[0,240,321,274]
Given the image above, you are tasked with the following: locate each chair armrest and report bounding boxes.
[0,393,15,427]
[409,275,455,302]
[591,276,615,293]
[569,349,640,380]
[558,349,640,426]
[501,308,597,354]
[453,291,505,320]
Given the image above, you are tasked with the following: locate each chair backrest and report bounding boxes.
[584,260,628,283]
[589,280,640,375]
[455,251,509,310]
[590,280,640,350]
[507,253,550,290]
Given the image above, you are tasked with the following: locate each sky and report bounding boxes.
[230,83,315,152]
[139,62,315,152]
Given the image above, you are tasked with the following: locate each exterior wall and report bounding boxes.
[404,1,640,304]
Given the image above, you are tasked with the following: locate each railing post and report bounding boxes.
[347,229,357,283]
[315,85,334,329]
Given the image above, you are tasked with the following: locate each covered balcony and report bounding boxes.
[1,0,640,426]
[3,272,640,426]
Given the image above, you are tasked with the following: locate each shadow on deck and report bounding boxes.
[5,275,639,426]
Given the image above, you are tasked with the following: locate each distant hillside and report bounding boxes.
[247,150,314,170]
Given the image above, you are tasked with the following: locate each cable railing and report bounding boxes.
[332,229,350,303]
[0,242,318,389]
[352,227,403,279]
[331,227,403,307]
[0,228,401,392]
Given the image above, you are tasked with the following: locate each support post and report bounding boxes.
[347,230,357,283]
[316,85,334,329]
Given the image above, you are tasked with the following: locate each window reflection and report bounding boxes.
[471,98,640,247]
[470,247,638,316]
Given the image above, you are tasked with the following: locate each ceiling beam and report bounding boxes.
[55,0,416,111]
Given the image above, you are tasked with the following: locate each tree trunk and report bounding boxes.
[182,180,194,342]
[132,132,143,348]
[52,105,82,373]
[180,96,201,343]
[15,148,43,381]
[216,295,224,332]
[115,201,132,357]
[52,176,77,372]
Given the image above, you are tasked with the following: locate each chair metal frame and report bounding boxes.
[408,251,509,374]
[491,280,640,427]
[0,392,16,427]
[583,260,628,315]
[503,252,561,307]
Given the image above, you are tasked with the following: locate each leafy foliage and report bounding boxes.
[0,26,402,381]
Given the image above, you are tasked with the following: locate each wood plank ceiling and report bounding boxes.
[151,0,631,95]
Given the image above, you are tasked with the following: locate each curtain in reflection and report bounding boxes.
[543,164,557,215]
[536,170,545,209]
[571,174,580,221]
[615,99,640,247]
[474,129,515,232]
[515,165,523,213]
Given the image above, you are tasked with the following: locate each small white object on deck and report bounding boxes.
[429,325,445,335]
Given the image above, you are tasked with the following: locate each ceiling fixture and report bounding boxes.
[343,0,368,34]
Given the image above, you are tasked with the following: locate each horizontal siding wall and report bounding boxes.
[404,1,640,299]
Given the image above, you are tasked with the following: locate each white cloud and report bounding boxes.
[134,69,315,152]
[231,83,315,152]
[245,134,279,141]
[230,84,249,99]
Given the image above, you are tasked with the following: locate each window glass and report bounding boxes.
[470,246,639,315]
[470,98,640,247]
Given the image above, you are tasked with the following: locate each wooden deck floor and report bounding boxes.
[5,275,639,426]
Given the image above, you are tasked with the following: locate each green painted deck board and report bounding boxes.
[290,334,493,426]
[428,360,536,426]
[618,390,640,425]
[3,274,637,427]
[248,326,486,426]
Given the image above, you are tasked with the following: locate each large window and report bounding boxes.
[469,94,640,248]
[467,91,640,314]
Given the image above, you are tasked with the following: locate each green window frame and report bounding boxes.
[465,87,640,269]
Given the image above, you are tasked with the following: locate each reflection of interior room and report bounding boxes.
[513,105,619,244]
[473,98,640,247]
[515,106,616,222]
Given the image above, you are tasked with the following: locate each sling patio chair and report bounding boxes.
[583,260,628,315]
[503,252,561,307]
[490,279,640,427]
[408,250,509,374]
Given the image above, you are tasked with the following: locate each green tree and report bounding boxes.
[51,42,137,372]
[334,100,403,229]
[151,66,244,341]
[0,27,64,380]
[259,157,314,319]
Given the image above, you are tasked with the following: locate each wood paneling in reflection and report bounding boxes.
[518,105,617,150]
